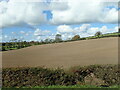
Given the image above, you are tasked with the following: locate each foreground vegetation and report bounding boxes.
[1,32,120,51]
[2,65,119,88]
[21,85,119,88]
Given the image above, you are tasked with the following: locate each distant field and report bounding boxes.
[2,37,118,69]
[1,32,119,51]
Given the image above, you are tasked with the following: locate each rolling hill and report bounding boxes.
[2,37,118,69]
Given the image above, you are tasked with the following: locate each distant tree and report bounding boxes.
[49,39,54,43]
[40,40,45,44]
[72,35,80,40]
[95,31,102,38]
[45,38,50,44]
[118,27,120,37]
[1,46,6,51]
[10,38,18,42]
[55,34,62,42]
[67,38,72,41]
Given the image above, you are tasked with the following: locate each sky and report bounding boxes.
[0,0,119,42]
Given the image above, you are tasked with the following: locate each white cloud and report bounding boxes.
[0,0,47,28]
[20,31,31,36]
[20,31,25,34]
[62,33,73,40]
[19,36,24,40]
[100,8,118,23]
[73,24,91,34]
[50,0,119,25]
[56,24,118,39]
[0,0,119,29]
[11,32,17,35]
[57,25,73,33]
[47,33,55,40]
[25,33,29,36]
[4,35,8,38]
[2,35,10,42]
[34,28,51,36]
[114,26,118,32]
[79,25,118,37]
[36,36,41,40]
[49,1,69,11]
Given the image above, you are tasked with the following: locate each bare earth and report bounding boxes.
[2,37,118,69]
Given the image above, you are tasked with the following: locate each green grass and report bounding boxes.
[85,32,119,39]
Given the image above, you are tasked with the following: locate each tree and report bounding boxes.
[95,31,102,38]
[49,39,54,43]
[118,27,120,37]
[45,38,51,44]
[1,46,6,51]
[55,34,62,42]
[72,35,80,40]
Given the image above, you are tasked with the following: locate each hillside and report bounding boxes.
[2,37,118,69]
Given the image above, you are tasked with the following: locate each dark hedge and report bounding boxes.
[2,65,119,88]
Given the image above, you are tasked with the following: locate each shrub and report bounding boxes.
[70,65,119,86]
[95,31,102,38]
[2,67,76,87]
[72,35,80,40]
[2,65,119,87]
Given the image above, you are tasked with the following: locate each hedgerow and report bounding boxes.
[2,65,119,88]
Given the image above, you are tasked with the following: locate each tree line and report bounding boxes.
[1,31,119,51]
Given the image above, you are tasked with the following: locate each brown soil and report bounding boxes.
[2,37,118,69]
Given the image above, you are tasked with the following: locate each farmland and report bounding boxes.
[2,37,118,68]
[1,33,119,88]
[1,0,119,88]
[1,32,119,51]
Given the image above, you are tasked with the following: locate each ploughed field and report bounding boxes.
[2,37,118,69]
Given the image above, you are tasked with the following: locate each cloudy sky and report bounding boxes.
[0,0,119,42]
